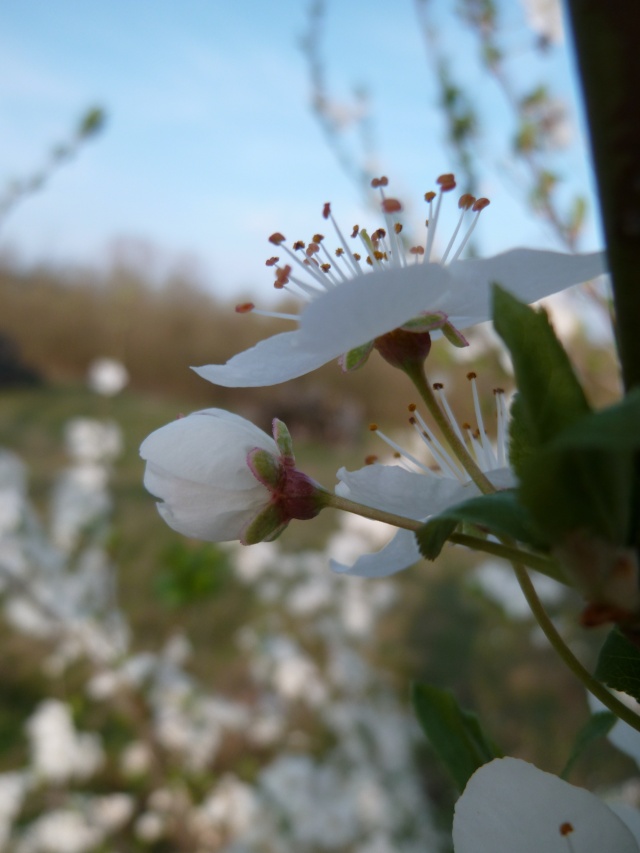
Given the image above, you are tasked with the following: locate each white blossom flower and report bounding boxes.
[140,409,325,545]
[87,357,129,396]
[195,175,604,387]
[453,757,640,851]
[26,699,103,784]
[333,375,514,577]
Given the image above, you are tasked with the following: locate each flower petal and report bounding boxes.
[336,465,476,520]
[336,464,515,520]
[587,690,640,768]
[453,757,639,853]
[331,528,420,578]
[301,249,605,357]
[192,332,332,388]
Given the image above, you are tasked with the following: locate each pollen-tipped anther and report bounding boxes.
[236,302,255,314]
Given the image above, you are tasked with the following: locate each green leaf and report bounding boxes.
[546,388,640,451]
[493,286,591,447]
[560,711,616,780]
[595,629,640,702]
[411,683,502,792]
[507,393,537,481]
[416,490,546,560]
[519,445,633,544]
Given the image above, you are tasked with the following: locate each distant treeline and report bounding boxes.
[0,252,476,441]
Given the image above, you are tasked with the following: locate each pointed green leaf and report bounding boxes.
[493,286,591,446]
[411,683,502,792]
[416,490,547,560]
[595,629,640,702]
[508,393,537,480]
[560,711,616,780]
[546,388,640,451]
[519,445,633,545]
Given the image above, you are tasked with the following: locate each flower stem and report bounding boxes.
[450,533,565,583]
[326,492,421,532]
[405,363,496,495]
[511,560,640,733]
[326,495,564,582]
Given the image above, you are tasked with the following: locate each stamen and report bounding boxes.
[559,822,576,853]
[450,197,490,262]
[494,388,508,467]
[323,202,363,277]
[440,193,476,264]
[433,382,467,447]
[408,405,466,480]
[235,303,298,322]
[369,424,433,474]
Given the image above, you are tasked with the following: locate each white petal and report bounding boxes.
[193,332,334,388]
[337,465,477,520]
[587,690,640,768]
[331,528,420,578]
[443,249,606,329]
[301,249,605,356]
[301,262,451,354]
[140,409,276,488]
[453,757,639,853]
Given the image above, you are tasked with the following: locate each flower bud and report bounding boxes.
[140,409,326,545]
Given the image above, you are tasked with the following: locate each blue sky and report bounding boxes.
[0,0,600,300]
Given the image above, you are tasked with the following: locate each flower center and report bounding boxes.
[368,373,508,483]
[235,173,490,322]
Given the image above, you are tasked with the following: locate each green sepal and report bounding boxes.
[247,448,282,489]
[594,629,640,703]
[493,285,591,447]
[272,418,295,462]
[416,490,547,561]
[560,711,616,780]
[401,311,447,332]
[339,340,374,372]
[411,683,503,792]
[241,502,288,546]
[441,320,469,348]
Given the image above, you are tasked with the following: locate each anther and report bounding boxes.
[322,203,331,219]
[410,246,424,255]
[292,240,305,251]
[408,403,417,412]
[473,197,490,211]
[458,193,476,210]
[467,371,477,380]
[269,232,286,245]
[382,198,402,213]
[306,243,320,256]
[313,233,324,243]
[265,256,279,267]
[433,382,444,390]
[364,455,378,465]
[394,223,403,234]
[437,173,457,191]
[559,823,574,836]
[235,302,255,314]
[371,176,389,188]
[320,263,331,272]
[424,191,436,202]
[351,225,359,238]
[369,423,378,431]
